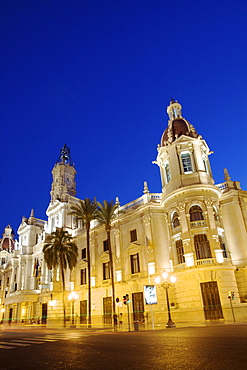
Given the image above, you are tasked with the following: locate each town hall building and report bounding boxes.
[1,100,247,328]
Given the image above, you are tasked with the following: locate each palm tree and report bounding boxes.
[68,198,97,327]
[43,227,78,327]
[96,200,121,318]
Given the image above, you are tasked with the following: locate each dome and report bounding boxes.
[0,224,15,251]
[1,237,15,251]
[172,118,189,137]
[161,118,199,146]
[160,100,199,146]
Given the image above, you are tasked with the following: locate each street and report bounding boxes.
[0,324,247,370]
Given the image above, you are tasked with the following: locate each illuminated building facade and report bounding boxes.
[1,101,247,327]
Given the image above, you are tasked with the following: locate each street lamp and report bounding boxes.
[155,272,176,328]
[68,291,78,328]
[228,291,236,322]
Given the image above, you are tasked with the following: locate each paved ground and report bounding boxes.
[0,324,247,370]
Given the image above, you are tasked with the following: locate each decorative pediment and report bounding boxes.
[100,251,110,263]
[127,242,143,255]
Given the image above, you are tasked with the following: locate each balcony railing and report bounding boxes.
[190,220,206,228]
[196,258,214,266]
[174,257,232,270]
[216,182,227,190]
[172,225,181,235]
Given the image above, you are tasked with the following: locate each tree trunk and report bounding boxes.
[107,229,116,316]
[61,265,66,328]
[86,223,91,327]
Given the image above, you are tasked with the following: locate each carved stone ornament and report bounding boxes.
[114,229,120,237]
[146,245,153,256]
[205,198,213,207]
[212,234,219,242]
[183,238,190,247]
[143,216,151,225]
[178,202,186,211]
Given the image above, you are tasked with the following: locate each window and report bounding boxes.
[81,248,86,260]
[202,154,209,174]
[172,212,180,229]
[130,229,137,242]
[194,234,212,259]
[176,240,185,264]
[131,253,140,274]
[80,268,86,285]
[181,153,193,173]
[189,205,204,222]
[219,235,227,258]
[164,162,171,183]
[103,262,110,280]
[103,239,109,252]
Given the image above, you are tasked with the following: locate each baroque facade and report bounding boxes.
[1,101,247,328]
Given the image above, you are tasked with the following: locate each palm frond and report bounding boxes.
[96,200,124,229]
[68,198,98,227]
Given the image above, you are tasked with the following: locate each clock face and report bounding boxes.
[65,176,73,187]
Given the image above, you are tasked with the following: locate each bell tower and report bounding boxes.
[155,100,214,197]
[50,144,76,203]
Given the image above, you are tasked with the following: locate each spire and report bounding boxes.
[143,181,149,194]
[28,209,35,225]
[224,168,231,181]
[56,144,74,166]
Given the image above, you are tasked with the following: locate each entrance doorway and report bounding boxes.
[41,303,47,325]
[132,292,144,323]
[201,281,223,320]
[80,300,87,324]
[9,308,13,324]
[103,297,112,324]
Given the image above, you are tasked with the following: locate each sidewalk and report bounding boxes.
[1,320,246,332]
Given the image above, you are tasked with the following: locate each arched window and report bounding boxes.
[172,212,180,229]
[194,234,211,259]
[189,205,204,222]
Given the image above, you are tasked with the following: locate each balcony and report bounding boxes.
[190,220,206,228]
[102,279,110,286]
[130,273,141,280]
[174,257,232,271]
[196,258,214,266]
[172,225,181,235]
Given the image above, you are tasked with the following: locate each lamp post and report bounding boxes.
[228,291,236,322]
[155,272,176,328]
[68,291,78,328]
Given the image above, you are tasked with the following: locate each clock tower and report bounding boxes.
[50,144,77,203]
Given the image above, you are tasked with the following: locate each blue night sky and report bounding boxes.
[0,0,247,236]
